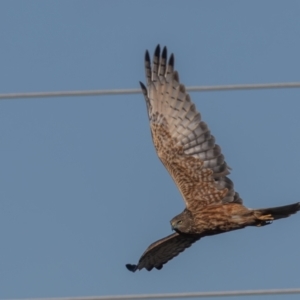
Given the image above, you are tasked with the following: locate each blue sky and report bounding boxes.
[1,1,300,299]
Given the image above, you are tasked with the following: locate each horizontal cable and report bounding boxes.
[1,82,300,100]
[8,288,300,300]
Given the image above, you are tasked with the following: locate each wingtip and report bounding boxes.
[154,44,160,57]
[169,53,175,68]
[139,81,146,89]
[145,50,150,62]
[126,264,138,272]
[162,46,167,59]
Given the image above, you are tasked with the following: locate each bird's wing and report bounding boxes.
[140,45,242,210]
[126,232,200,272]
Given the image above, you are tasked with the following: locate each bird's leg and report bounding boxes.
[257,213,274,221]
[255,213,274,227]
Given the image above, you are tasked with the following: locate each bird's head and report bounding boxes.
[170,210,193,233]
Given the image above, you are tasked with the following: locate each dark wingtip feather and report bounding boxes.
[145,50,150,63]
[139,81,147,90]
[126,264,138,272]
[154,44,160,57]
[162,46,167,60]
[169,53,174,68]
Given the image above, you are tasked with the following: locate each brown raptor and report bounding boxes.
[126,45,300,272]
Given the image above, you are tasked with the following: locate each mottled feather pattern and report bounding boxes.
[151,123,228,210]
[140,45,242,207]
[126,45,300,272]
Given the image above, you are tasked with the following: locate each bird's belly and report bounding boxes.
[192,204,254,234]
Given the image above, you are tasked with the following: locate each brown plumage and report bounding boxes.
[126,45,300,272]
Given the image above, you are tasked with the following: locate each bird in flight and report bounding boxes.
[126,45,300,272]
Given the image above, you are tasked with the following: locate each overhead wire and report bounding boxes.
[1,81,300,100]
[7,288,300,300]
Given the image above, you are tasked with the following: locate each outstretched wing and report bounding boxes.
[140,45,242,210]
[126,232,200,272]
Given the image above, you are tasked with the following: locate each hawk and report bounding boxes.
[126,45,300,272]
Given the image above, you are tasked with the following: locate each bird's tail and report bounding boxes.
[254,202,300,224]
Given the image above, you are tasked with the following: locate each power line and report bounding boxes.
[8,288,300,300]
[1,81,300,100]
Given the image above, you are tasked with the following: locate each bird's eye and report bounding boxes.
[177,220,182,225]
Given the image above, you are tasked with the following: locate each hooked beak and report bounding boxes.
[171,222,176,231]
